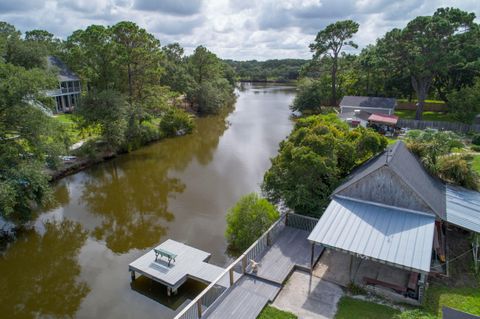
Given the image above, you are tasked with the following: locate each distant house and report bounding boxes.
[340,96,397,115]
[45,56,81,113]
[308,141,480,302]
[339,96,397,127]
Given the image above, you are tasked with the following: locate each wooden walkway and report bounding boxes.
[204,227,322,319]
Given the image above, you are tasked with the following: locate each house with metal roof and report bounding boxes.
[45,56,81,113]
[339,96,397,128]
[308,141,480,302]
[340,96,397,115]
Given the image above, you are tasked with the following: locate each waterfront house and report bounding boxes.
[45,56,81,113]
[308,141,480,303]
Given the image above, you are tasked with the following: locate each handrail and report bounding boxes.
[174,213,287,319]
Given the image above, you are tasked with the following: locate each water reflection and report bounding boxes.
[0,84,296,319]
[0,221,89,319]
[80,106,233,254]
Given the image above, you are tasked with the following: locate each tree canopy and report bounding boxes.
[0,20,234,222]
[0,23,69,220]
[262,114,387,217]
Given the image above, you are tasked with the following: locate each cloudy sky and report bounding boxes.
[1,0,479,60]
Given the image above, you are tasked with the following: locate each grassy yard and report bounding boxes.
[421,227,480,318]
[472,155,480,175]
[423,284,480,317]
[257,306,297,319]
[394,110,455,122]
[334,297,400,319]
[54,113,100,144]
[397,99,446,104]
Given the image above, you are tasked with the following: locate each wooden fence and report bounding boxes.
[396,101,447,112]
[398,119,480,133]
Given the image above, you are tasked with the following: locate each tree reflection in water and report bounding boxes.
[81,106,233,254]
[0,220,89,319]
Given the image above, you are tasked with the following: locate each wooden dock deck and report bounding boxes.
[129,239,229,292]
[203,227,322,319]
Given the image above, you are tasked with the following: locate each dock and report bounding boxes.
[173,213,321,319]
[129,239,232,295]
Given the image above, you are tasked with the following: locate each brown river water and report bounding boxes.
[0,83,296,319]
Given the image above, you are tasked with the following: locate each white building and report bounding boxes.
[45,56,81,113]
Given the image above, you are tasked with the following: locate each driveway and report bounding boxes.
[272,270,344,319]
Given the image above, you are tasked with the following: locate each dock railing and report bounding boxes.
[174,212,316,319]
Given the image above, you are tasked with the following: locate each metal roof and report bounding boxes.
[368,113,399,125]
[446,185,480,233]
[333,141,446,219]
[443,307,480,319]
[340,96,397,109]
[47,56,80,82]
[308,197,435,273]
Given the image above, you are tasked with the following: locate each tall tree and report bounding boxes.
[110,21,164,104]
[63,25,117,91]
[378,8,477,120]
[160,42,193,94]
[309,20,359,106]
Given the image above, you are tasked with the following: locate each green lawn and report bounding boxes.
[257,306,297,319]
[54,113,100,144]
[472,155,480,175]
[334,297,400,319]
[397,99,446,105]
[423,284,480,318]
[394,110,455,122]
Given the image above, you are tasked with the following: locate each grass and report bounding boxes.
[397,99,446,105]
[394,110,455,122]
[257,306,297,319]
[472,155,480,175]
[334,297,400,319]
[54,113,100,144]
[423,284,480,317]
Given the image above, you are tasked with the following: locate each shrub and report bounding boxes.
[437,155,479,190]
[472,134,480,146]
[405,129,464,173]
[290,78,325,113]
[159,107,194,137]
[394,310,436,319]
[225,193,279,253]
[471,145,480,152]
[447,78,480,124]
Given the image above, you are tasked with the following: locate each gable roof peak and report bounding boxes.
[333,140,446,219]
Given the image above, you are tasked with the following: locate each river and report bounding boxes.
[0,83,296,319]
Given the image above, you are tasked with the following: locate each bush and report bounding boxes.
[472,134,480,146]
[471,145,480,152]
[437,155,479,190]
[290,78,325,113]
[394,310,436,319]
[405,129,464,173]
[447,78,480,124]
[225,193,279,253]
[159,107,194,137]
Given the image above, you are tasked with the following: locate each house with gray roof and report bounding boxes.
[339,96,397,127]
[340,96,397,115]
[45,56,81,113]
[308,141,480,302]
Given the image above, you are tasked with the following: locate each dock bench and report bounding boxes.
[154,248,177,266]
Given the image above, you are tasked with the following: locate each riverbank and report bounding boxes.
[0,83,296,319]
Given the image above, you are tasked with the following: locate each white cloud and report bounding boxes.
[0,0,478,60]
